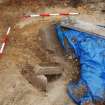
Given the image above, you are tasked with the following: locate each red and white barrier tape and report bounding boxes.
[0,27,11,55]
[23,12,79,18]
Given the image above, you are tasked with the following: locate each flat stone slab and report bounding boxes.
[34,64,63,75]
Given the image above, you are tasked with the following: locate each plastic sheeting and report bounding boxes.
[55,25,105,105]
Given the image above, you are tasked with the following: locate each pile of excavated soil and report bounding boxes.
[0,1,104,105]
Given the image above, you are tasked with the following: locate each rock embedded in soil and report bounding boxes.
[21,65,48,91]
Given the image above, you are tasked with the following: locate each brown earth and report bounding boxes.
[0,1,104,105]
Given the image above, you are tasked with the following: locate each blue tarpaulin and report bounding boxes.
[55,25,105,105]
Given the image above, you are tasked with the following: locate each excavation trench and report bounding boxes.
[19,22,80,94]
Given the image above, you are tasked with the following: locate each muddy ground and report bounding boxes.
[0,1,104,105]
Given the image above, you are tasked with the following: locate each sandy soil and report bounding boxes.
[0,1,104,105]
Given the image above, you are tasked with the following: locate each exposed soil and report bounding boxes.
[0,1,104,105]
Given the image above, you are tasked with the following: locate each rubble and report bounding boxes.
[21,63,63,91]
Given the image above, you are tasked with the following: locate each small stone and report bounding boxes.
[68,55,73,60]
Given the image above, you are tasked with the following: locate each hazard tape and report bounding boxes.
[0,27,11,55]
[23,12,79,18]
